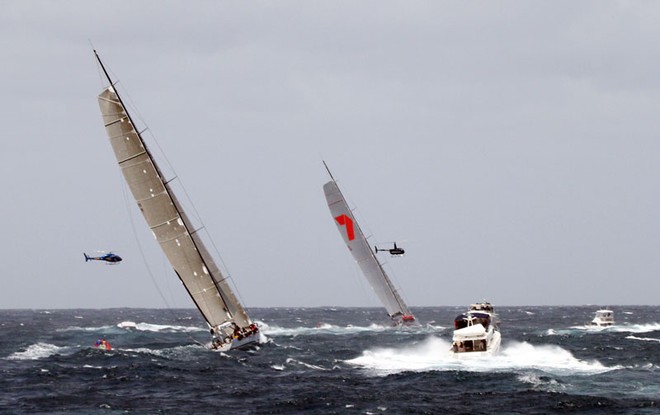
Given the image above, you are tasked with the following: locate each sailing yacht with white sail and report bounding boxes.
[322,162,415,325]
[94,51,263,351]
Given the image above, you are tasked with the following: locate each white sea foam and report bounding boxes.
[285,357,329,371]
[58,321,206,334]
[574,323,660,334]
[346,337,616,376]
[626,335,660,343]
[260,322,390,337]
[123,322,206,333]
[7,343,70,360]
[57,325,115,333]
[260,321,443,337]
[120,343,206,359]
[517,372,565,392]
[611,323,660,334]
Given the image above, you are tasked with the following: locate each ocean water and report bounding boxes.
[0,306,658,414]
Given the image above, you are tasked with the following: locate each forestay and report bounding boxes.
[97,86,251,330]
[323,179,413,320]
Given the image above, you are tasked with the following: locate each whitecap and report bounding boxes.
[124,322,205,333]
[7,343,69,360]
[285,357,328,371]
[612,323,660,334]
[260,321,436,337]
[626,335,660,343]
[57,325,114,333]
[517,372,565,393]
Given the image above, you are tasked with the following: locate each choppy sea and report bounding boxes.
[0,306,658,414]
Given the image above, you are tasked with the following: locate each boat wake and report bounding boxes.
[346,337,616,376]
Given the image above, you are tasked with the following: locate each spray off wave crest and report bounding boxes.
[346,337,616,376]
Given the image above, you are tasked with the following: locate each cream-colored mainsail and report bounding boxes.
[323,162,415,323]
[94,51,258,349]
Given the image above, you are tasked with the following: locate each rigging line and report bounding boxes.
[334,172,410,314]
[95,52,247,324]
[200,225,245,306]
[155,156,245,309]
[93,47,109,91]
[119,170,207,346]
[102,69,233,290]
[137,126,238,292]
[346,198,408,306]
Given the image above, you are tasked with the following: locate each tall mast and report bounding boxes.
[322,161,411,318]
[95,50,241,326]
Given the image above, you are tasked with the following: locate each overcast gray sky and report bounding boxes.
[2,1,660,309]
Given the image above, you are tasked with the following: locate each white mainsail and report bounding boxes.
[323,164,415,322]
[94,52,255,345]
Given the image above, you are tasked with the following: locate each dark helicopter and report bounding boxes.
[84,252,122,264]
[374,242,405,256]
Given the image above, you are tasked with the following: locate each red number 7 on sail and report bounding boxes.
[335,214,355,241]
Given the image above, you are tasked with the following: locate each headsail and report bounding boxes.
[94,51,252,333]
[322,162,415,322]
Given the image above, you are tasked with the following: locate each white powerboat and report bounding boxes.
[588,309,614,327]
[451,302,501,356]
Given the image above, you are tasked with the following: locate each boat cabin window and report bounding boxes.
[453,339,487,353]
[470,303,494,313]
[454,314,491,330]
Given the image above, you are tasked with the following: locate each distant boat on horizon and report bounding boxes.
[322,161,416,325]
[588,309,615,327]
[94,50,263,351]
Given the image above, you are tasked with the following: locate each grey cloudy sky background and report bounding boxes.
[2,1,659,309]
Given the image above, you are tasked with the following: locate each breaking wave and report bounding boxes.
[346,337,616,376]
[115,321,206,333]
[58,321,206,334]
[626,335,660,343]
[6,343,71,361]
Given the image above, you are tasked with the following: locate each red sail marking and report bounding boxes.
[335,214,355,241]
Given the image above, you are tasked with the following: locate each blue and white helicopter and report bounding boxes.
[84,252,122,264]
